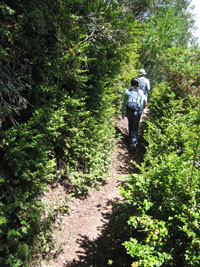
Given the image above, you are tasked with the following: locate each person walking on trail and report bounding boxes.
[138,68,150,111]
[121,78,143,147]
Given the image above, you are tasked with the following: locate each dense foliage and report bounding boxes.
[0,0,198,266]
[0,0,140,265]
[121,47,200,266]
[137,0,195,86]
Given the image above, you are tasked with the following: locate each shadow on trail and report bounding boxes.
[64,200,134,267]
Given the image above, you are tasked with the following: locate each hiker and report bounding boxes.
[121,78,143,147]
[138,68,150,111]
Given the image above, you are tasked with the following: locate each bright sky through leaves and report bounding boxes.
[191,0,200,42]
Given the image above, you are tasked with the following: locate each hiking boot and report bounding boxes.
[131,137,138,148]
[130,142,137,148]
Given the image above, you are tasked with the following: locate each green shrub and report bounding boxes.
[121,46,200,266]
[121,102,200,266]
[0,0,140,264]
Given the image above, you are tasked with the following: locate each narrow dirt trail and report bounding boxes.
[40,111,148,267]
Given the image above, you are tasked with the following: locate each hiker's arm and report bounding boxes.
[139,93,143,112]
[146,79,150,91]
[121,91,128,116]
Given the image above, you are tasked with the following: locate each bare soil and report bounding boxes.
[37,110,148,267]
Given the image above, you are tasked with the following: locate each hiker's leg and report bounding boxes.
[126,109,133,138]
[132,112,140,133]
[132,111,140,144]
[142,95,147,115]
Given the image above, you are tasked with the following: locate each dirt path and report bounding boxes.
[39,111,148,267]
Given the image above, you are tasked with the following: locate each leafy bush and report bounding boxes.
[121,47,200,266]
[0,0,141,265]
